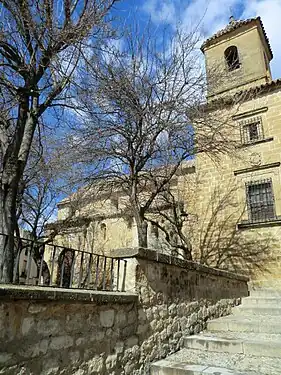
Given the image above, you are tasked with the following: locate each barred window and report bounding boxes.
[240,117,264,144]
[246,179,276,223]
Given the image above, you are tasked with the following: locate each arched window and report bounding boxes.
[151,223,159,239]
[224,46,240,71]
[100,223,107,240]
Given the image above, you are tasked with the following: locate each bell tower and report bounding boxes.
[201,16,273,100]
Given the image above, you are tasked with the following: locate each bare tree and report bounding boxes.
[0,0,117,282]
[17,138,64,240]
[144,184,193,259]
[71,24,241,248]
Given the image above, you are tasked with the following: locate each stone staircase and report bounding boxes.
[151,289,281,375]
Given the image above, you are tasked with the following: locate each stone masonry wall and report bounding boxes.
[0,249,248,375]
[129,248,248,374]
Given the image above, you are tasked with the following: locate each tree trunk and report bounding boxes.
[0,104,37,283]
[130,179,148,248]
[135,214,148,248]
[137,220,148,248]
[0,185,17,282]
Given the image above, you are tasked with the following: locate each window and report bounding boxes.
[248,123,259,141]
[151,223,159,239]
[100,223,107,240]
[224,46,240,71]
[246,179,276,223]
[240,116,264,144]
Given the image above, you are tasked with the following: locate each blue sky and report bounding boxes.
[114,0,281,79]
[45,0,281,224]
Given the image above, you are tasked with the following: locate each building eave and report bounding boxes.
[207,78,281,109]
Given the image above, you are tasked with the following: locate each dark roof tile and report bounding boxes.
[208,78,281,107]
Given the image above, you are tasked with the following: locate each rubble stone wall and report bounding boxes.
[0,249,248,375]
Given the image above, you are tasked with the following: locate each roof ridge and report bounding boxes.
[201,16,273,60]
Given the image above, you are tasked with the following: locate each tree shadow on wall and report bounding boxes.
[189,183,277,277]
[148,180,278,278]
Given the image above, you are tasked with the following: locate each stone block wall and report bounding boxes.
[193,87,281,288]
[0,289,138,375]
[0,249,248,375]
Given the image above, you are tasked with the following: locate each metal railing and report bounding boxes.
[0,234,127,292]
[245,178,277,224]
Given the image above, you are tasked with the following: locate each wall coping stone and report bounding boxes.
[111,247,249,282]
[233,161,280,176]
[0,284,138,304]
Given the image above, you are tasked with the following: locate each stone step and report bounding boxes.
[203,331,281,343]
[249,289,281,298]
[183,335,281,358]
[150,359,259,375]
[242,297,281,307]
[151,348,281,375]
[232,305,281,316]
[207,315,281,334]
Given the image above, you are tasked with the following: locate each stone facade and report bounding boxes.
[191,88,281,288]
[0,250,248,375]
[202,17,272,98]
[194,17,281,288]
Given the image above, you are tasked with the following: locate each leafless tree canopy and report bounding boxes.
[70,24,240,247]
[0,0,116,282]
[16,133,68,240]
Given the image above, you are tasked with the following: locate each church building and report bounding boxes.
[50,16,281,289]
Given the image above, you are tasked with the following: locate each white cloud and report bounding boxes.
[181,0,238,35]
[142,0,177,24]
[142,0,281,79]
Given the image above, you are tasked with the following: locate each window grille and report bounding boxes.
[240,116,264,145]
[246,178,276,223]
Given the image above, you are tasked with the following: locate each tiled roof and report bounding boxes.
[208,78,281,107]
[201,17,273,60]
[239,77,281,96]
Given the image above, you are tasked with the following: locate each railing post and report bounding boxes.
[102,257,107,290]
[25,242,33,285]
[69,251,76,288]
[121,260,127,292]
[50,245,57,286]
[116,259,120,291]
[95,255,100,290]
[38,244,45,286]
[59,254,65,288]
[86,254,93,289]
[78,251,84,288]
[110,258,114,291]
[13,236,21,284]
